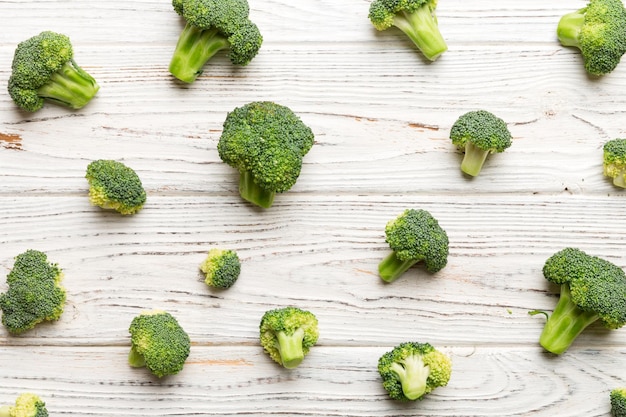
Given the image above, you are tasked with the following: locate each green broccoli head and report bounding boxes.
[217,101,315,208]
[603,138,626,188]
[0,250,65,335]
[0,393,48,417]
[368,0,447,61]
[169,0,263,83]
[557,0,626,76]
[128,310,191,378]
[612,387,626,417]
[259,307,319,369]
[378,342,452,401]
[85,160,147,215]
[8,31,99,112]
[378,209,449,283]
[199,248,241,289]
[450,110,512,177]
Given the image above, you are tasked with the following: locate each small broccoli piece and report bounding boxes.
[85,160,147,215]
[603,138,626,188]
[379,209,449,283]
[378,342,451,401]
[557,0,626,76]
[217,101,315,208]
[199,248,241,289]
[259,307,319,369]
[368,0,447,61]
[0,393,48,417]
[450,110,512,177]
[128,310,191,378]
[612,387,626,417]
[169,0,263,83]
[0,250,65,335]
[530,248,626,354]
[8,31,99,112]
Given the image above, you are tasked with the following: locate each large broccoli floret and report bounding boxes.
[557,0,626,76]
[530,248,626,354]
[0,393,48,417]
[378,342,451,401]
[378,209,449,283]
[259,306,319,369]
[85,160,147,215]
[0,250,66,335]
[603,138,626,188]
[612,387,626,417]
[368,0,447,61]
[8,31,99,112]
[128,310,191,378]
[217,101,315,208]
[169,0,263,83]
[199,248,241,289]
[450,110,512,177]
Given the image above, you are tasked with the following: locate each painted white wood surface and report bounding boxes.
[1,0,626,416]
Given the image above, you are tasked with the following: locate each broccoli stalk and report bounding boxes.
[390,6,447,61]
[603,138,626,188]
[275,327,306,369]
[388,354,431,400]
[239,170,274,209]
[459,142,492,177]
[378,251,421,284]
[36,59,99,110]
[0,407,9,417]
[557,10,586,48]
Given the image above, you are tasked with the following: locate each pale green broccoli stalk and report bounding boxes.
[169,0,263,83]
[8,31,99,112]
[379,209,449,283]
[85,160,147,215]
[378,342,451,401]
[450,110,512,177]
[368,0,447,61]
[0,250,65,335]
[603,138,626,188]
[259,307,319,369]
[557,0,626,76]
[199,248,241,289]
[0,393,48,417]
[217,101,315,208]
[612,387,626,417]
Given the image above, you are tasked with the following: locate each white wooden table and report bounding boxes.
[1,1,625,415]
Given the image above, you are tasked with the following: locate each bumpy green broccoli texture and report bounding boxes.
[378,342,452,401]
[531,248,626,354]
[85,160,147,215]
[612,387,626,417]
[0,250,66,335]
[259,307,319,369]
[557,0,626,76]
[603,138,626,188]
[169,0,263,83]
[8,31,99,112]
[199,248,241,289]
[368,0,447,61]
[450,110,512,177]
[379,209,449,283]
[217,101,315,208]
[0,393,48,417]
[128,310,191,378]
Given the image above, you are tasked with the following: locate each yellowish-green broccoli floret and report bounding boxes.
[612,387,626,417]
[85,160,147,215]
[199,248,241,289]
[0,250,65,335]
[0,393,48,417]
[603,138,626,188]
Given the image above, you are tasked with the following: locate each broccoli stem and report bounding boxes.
[239,170,275,208]
[275,328,306,369]
[393,7,447,61]
[389,355,430,400]
[461,142,490,177]
[169,23,230,83]
[613,173,626,188]
[539,284,599,354]
[0,406,10,417]
[36,60,99,109]
[556,9,586,48]
[378,251,418,283]
[128,345,146,368]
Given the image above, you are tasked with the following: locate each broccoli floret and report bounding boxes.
[128,310,191,378]
[0,393,48,417]
[169,0,263,83]
[0,250,66,335]
[450,110,512,177]
[378,342,451,401]
[557,0,626,76]
[8,31,99,112]
[217,101,315,208]
[379,209,449,283]
[85,160,147,215]
[530,248,626,354]
[603,138,626,188]
[259,306,319,369]
[199,248,241,289]
[612,387,626,417]
[368,0,447,61]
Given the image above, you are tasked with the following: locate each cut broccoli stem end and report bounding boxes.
[460,142,490,177]
[390,355,430,400]
[0,406,10,417]
[613,173,626,188]
[378,251,419,283]
[128,345,147,368]
[539,284,599,355]
[556,11,585,48]
[239,170,275,208]
[169,23,230,83]
[36,60,99,109]
[275,328,306,369]
[393,7,447,61]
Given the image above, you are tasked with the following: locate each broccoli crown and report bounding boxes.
[85,160,147,215]
[603,138,626,187]
[369,0,433,31]
[0,250,65,335]
[378,342,452,401]
[128,310,191,378]
[450,110,512,152]
[1,393,48,417]
[199,248,241,289]
[259,306,319,369]
[612,387,626,417]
